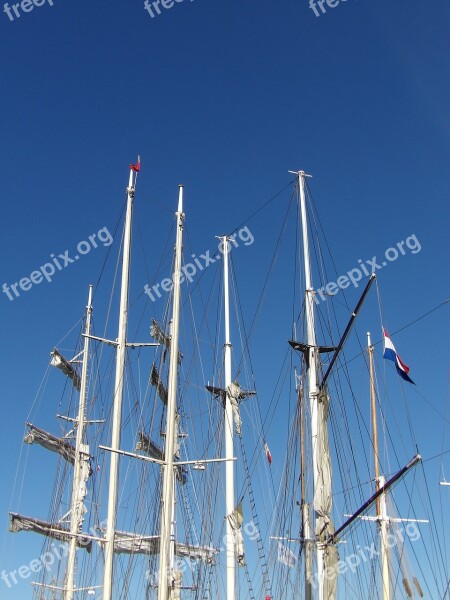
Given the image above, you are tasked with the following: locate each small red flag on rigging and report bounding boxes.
[264,442,272,465]
[130,156,141,172]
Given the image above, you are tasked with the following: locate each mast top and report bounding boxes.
[128,166,136,189]
[288,170,313,178]
[177,185,184,213]
[86,284,93,308]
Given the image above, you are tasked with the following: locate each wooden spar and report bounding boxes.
[320,274,376,390]
[326,454,422,545]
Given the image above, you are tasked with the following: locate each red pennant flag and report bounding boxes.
[130,156,141,172]
[264,442,272,465]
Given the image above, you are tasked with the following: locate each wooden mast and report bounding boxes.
[368,332,390,600]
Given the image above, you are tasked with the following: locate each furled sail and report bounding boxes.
[100,529,216,563]
[72,445,91,535]
[112,531,159,554]
[136,431,164,460]
[175,541,217,563]
[173,412,182,459]
[206,381,256,436]
[173,570,182,600]
[50,348,81,391]
[314,387,338,600]
[150,319,183,364]
[150,364,168,405]
[24,423,76,465]
[9,513,92,552]
[226,501,245,566]
[227,382,243,436]
[136,431,187,484]
[206,383,256,402]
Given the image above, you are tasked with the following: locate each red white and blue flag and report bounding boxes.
[383,329,414,384]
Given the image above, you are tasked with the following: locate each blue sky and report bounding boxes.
[0,0,449,597]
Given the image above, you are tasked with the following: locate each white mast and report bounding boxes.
[292,170,324,600]
[299,379,313,600]
[367,332,390,600]
[103,166,136,600]
[65,284,93,600]
[221,235,235,600]
[158,185,184,600]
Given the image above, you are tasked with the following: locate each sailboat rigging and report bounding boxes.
[269,169,446,599]
[7,163,448,599]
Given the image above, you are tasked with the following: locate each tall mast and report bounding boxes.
[65,285,93,600]
[158,185,184,600]
[367,332,390,600]
[293,170,324,599]
[103,166,136,600]
[221,235,235,600]
[368,332,380,506]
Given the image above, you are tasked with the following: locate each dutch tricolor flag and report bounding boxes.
[383,329,415,384]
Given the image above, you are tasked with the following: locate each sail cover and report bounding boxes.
[314,387,338,599]
[50,348,81,391]
[9,513,92,552]
[24,423,76,465]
